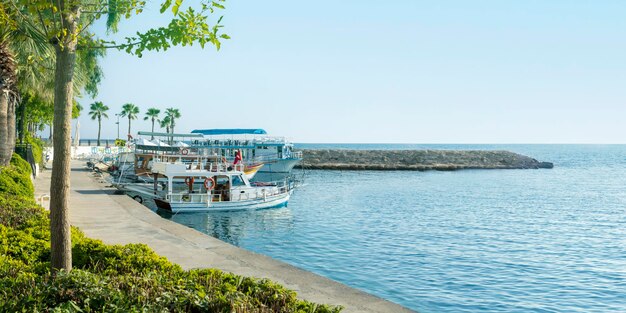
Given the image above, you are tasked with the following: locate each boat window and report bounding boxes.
[231,175,245,186]
[215,176,229,185]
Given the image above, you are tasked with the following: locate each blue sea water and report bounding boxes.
[159,144,626,312]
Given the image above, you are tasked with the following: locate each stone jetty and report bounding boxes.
[298,149,554,171]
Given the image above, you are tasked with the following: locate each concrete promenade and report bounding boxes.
[34,161,414,313]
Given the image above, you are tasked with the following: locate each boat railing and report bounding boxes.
[151,158,245,173]
[166,179,291,204]
[250,152,302,163]
[167,192,211,204]
[204,162,245,172]
[189,136,289,147]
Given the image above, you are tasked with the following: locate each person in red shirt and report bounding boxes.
[233,150,242,165]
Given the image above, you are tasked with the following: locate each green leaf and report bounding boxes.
[172,0,183,15]
[160,0,172,13]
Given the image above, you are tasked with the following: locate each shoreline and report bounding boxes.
[33,160,414,313]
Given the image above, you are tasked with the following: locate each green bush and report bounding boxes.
[25,135,44,166]
[0,155,34,198]
[10,153,32,176]
[72,238,180,275]
[0,194,42,228]
[0,268,341,312]
[0,164,342,312]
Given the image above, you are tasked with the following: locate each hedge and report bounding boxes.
[0,154,342,312]
[25,135,45,166]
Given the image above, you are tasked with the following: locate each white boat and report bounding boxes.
[114,151,263,182]
[111,132,264,182]
[189,129,302,173]
[116,160,293,213]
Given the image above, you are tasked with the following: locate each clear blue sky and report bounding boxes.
[75,1,626,143]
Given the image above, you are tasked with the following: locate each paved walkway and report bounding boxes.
[34,161,414,313]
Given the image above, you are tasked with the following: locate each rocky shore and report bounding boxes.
[297,149,554,171]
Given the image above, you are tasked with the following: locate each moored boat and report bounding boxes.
[116,160,293,213]
[189,128,302,173]
[111,131,264,182]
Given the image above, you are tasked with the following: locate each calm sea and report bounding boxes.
[158,144,626,312]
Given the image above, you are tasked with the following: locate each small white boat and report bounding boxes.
[116,161,293,213]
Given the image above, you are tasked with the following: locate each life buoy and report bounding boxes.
[184,177,195,187]
[181,148,189,155]
[204,177,216,190]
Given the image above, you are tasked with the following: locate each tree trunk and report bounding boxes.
[50,7,79,272]
[127,117,131,140]
[0,44,17,166]
[0,92,8,166]
[18,99,26,144]
[97,116,101,146]
[170,123,174,144]
[7,96,16,154]
[150,118,154,140]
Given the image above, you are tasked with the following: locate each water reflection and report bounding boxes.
[156,207,294,246]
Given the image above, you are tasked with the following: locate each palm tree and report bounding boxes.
[160,115,171,134]
[120,103,139,140]
[0,35,19,166]
[0,12,48,165]
[0,10,102,165]
[143,108,160,139]
[165,108,181,134]
[88,102,109,146]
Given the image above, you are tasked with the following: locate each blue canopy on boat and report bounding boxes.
[191,129,268,135]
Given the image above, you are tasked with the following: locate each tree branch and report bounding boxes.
[77,41,142,50]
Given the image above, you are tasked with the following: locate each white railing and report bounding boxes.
[186,136,288,148]
[167,192,210,203]
[166,181,292,204]
[151,158,245,173]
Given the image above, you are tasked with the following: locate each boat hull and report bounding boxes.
[258,158,301,173]
[154,193,290,213]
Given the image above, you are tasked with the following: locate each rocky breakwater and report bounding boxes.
[298,149,554,171]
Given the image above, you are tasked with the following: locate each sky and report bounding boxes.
[73,0,626,143]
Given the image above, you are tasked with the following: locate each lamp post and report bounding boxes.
[115,113,120,139]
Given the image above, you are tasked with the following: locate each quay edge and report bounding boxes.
[33,161,416,313]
